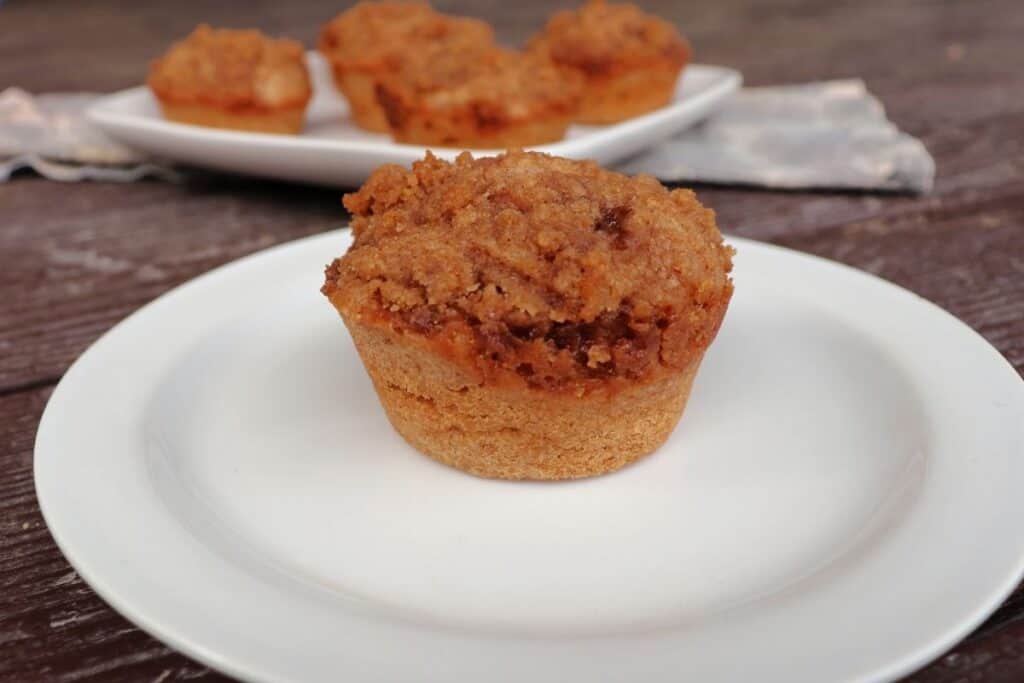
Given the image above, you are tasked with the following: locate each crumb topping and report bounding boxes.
[147,25,310,110]
[323,151,733,392]
[375,47,582,125]
[318,2,494,71]
[529,0,689,76]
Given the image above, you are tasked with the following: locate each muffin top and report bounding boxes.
[529,0,689,76]
[323,151,733,394]
[147,25,310,109]
[318,2,494,71]
[376,46,582,124]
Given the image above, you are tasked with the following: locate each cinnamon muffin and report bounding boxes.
[529,0,690,124]
[318,2,495,133]
[322,151,733,480]
[148,25,312,134]
[374,47,582,147]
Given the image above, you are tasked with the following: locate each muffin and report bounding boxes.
[528,0,690,124]
[322,151,733,480]
[374,47,582,147]
[147,25,312,134]
[318,2,495,133]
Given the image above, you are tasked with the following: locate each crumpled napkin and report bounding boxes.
[0,79,934,192]
[0,87,178,182]
[620,79,934,193]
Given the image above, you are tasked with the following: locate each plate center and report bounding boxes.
[145,282,925,635]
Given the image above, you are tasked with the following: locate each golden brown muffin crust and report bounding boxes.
[323,151,733,394]
[529,0,689,76]
[345,320,702,479]
[147,25,310,111]
[318,2,494,71]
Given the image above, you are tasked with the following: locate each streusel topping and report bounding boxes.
[318,2,494,71]
[148,25,310,109]
[529,0,689,76]
[324,151,733,391]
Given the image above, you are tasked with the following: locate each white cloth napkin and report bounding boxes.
[0,88,178,182]
[621,79,934,193]
[0,80,934,192]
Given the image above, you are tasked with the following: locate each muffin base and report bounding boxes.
[157,102,306,134]
[375,87,572,148]
[345,321,702,480]
[576,66,682,124]
[329,68,390,133]
[387,113,572,148]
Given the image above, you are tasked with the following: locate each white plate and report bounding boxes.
[35,231,1024,683]
[87,52,740,187]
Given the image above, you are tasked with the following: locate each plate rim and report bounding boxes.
[34,231,1024,683]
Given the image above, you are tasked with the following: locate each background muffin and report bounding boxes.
[147,25,312,134]
[529,0,690,124]
[318,2,494,133]
[374,46,582,147]
[322,151,733,480]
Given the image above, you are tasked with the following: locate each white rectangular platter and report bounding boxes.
[89,52,741,187]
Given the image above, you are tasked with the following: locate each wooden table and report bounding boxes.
[2,0,1022,680]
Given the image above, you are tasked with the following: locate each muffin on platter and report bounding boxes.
[374,46,582,147]
[318,2,495,132]
[322,151,733,480]
[528,0,690,124]
[148,25,312,134]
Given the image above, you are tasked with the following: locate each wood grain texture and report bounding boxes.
[0,0,1021,680]
[0,177,344,392]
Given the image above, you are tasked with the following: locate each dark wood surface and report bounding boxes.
[2,0,1022,680]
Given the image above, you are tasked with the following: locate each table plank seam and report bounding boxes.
[0,376,64,400]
